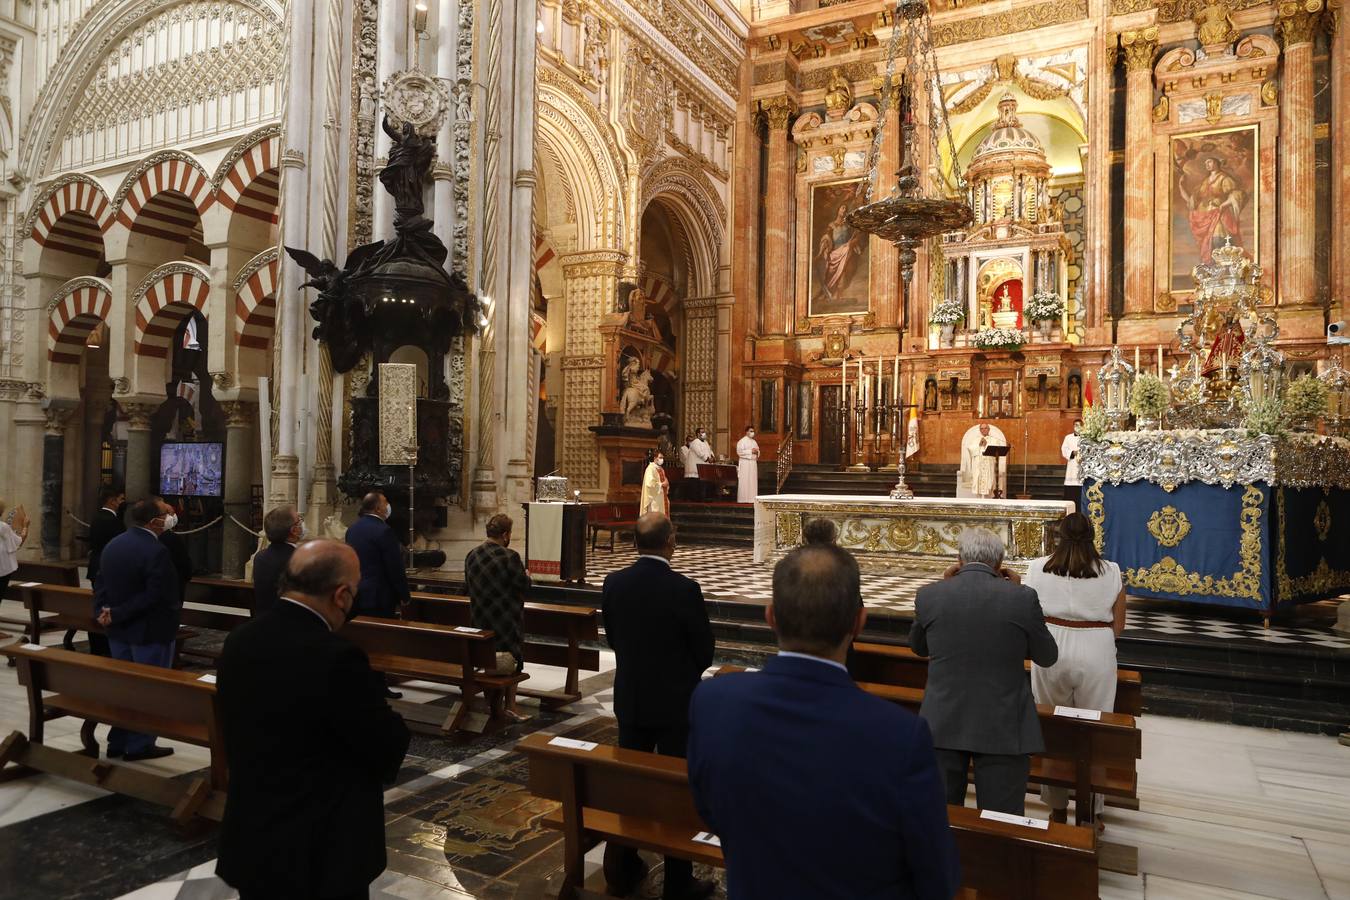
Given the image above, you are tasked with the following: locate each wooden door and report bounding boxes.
[819,384,847,467]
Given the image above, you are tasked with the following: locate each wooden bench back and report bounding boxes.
[343,615,499,669]
[851,641,1144,717]
[15,560,82,586]
[187,577,255,611]
[518,732,1098,899]
[23,581,249,636]
[4,643,217,733]
[406,592,600,667]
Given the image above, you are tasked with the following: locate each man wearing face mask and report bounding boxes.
[217,539,410,900]
[158,503,193,601]
[346,491,412,619]
[685,427,714,501]
[93,497,184,761]
[736,425,760,503]
[252,505,305,615]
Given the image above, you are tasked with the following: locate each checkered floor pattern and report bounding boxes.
[585,545,1350,651]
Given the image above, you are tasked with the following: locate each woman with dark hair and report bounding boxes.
[1021,511,1126,825]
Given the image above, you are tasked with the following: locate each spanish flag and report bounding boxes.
[1084,370,1094,408]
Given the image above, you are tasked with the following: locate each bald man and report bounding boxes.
[345,490,412,618]
[217,540,410,900]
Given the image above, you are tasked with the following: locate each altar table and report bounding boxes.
[753,494,1075,572]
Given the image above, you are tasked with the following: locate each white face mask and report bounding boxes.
[294,520,307,541]
[163,513,178,531]
[384,504,393,519]
[698,433,706,440]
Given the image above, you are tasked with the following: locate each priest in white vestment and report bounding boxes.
[961,423,1006,498]
[687,428,714,477]
[640,451,670,515]
[736,427,760,503]
[1061,421,1082,502]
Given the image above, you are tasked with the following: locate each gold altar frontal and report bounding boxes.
[753,494,1076,573]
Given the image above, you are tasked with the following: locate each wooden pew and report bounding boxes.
[403,592,600,707]
[1,560,84,650]
[850,641,1144,716]
[341,616,528,734]
[518,732,1099,900]
[0,642,226,825]
[714,665,1139,829]
[186,576,255,612]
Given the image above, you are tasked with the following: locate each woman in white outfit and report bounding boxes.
[1021,511,1126,826]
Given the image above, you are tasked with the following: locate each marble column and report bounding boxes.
[1086,36,1116,333]
[40,407,72,559]
[1121,28,1158,316]
[221,402,255,578]
[761,96,797,335]
[870,78,901,333]
[122,403,156,503]
[1335,6,1349,316]
[559,251,623,495]
[12,394,47,562]
[1278,2,1323,306]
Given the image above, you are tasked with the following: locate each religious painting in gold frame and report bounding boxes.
[808,177,871,317]
[1168,125,1258,294]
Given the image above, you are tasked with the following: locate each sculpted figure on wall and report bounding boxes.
[620,351,657,427]
[825,68,852,120]
[1194,0,1238,53]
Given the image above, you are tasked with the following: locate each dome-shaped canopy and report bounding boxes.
[971,94,1045,161]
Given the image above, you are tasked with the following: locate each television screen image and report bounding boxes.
[159,442,224,498]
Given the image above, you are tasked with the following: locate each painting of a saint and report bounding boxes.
[809,179,870,316]
[1170,127,1257,291]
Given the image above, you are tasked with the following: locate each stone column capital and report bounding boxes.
[43,407,74,436]
[1277,0,1328,47]
[121,401,158,430]
[1120,27,1160,72]
[759,95,798,131]
[220,401,256,429]
[559,249,627,279]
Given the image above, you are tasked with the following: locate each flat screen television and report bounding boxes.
[159,442,224,498]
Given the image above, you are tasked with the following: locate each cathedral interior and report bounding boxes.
[0,0,1349,897]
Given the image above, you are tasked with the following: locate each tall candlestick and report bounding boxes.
[1156,345,1163,379]
[893,355,900,402]
[875,361,881,410]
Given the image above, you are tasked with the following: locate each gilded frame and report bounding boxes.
[1166,124,1260,299]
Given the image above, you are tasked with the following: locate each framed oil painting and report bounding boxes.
[1169,125,1258,293]
[808,178,871,316]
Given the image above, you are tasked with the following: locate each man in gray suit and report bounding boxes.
[909,528,1059,815]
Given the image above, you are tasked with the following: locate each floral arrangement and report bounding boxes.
[929,299,966,326]
[1242,394,1288,438]
[1129,372,1170,419]
[1282,374,1328,423]
[1023,290,1064,322]
[971,327,1024,350]
[1079,404,1108,441]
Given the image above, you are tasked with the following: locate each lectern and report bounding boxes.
[983,444,1010,500]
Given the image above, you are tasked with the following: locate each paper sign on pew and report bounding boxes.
[1053,705,1102,721]
[453,626,483,635]
[17,581,40,588]
[548,737,598,751]
[979,810,1049,830]
[692,832,722,847]
[197,674,217,684]
[20,643,45,651]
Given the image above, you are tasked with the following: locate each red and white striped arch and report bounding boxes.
[29,176,113,258]
[234,251,279,350]
[47,278,113,365]
[115,155,214,232]
[534,231,556,273]
[215,132,281,225]
[134,265,211,358]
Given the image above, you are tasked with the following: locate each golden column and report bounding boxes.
[1277,0,1325,306]
[761,96,798,336]
[1120,27,1159,316]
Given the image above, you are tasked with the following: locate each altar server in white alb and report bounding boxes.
[736,426,760,503]
[1061,420,1082,503]
[687,427,714,477]
[639,450,670,515]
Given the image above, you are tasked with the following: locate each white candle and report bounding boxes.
[875,362,881,408]
[1134,346,1141,373]
[1156,344,1163,379]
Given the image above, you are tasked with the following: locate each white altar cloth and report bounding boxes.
[753,494,1075,571]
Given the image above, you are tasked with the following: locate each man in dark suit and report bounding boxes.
[910,528,1059,815]
[251,505,303,615]
[602,513,715,900]
[345,491,410,619]
[217,539,410,900]
[689,544,960,900]
[93,497,182,761]
[86,486,125,589]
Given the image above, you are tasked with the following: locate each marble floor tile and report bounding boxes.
[1304,838,1350,899]
[1144,874,1297,899]
[0,774,108,827]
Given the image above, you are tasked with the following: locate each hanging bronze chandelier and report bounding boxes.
[846,0,971,285]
